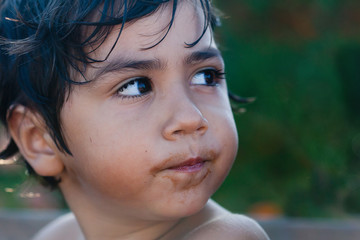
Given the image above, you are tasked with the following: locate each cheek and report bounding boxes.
[212,103,239,152]
[212,108,239,177]
[63,123,154,201]
[70,154,152,202]
[225,114,239,156]
[61,97,159,196]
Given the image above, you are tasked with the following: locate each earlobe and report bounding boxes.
[7,105,64,177]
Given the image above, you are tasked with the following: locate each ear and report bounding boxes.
[7,105,64,177]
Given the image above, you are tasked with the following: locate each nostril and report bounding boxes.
[197,125,207,133]
[173,130,182,135]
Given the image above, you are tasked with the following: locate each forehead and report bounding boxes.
[86,1,210,63]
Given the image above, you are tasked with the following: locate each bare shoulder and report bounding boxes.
[183,213,270,240]
[32,212,84,240]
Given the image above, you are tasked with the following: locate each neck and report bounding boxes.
[85,218,181,240]
[63,193,181,240]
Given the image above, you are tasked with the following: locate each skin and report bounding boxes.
[33,200,269,240]
[9,1,269,240]
[57,2,238,238]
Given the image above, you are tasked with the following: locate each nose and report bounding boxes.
[162,98,209,141]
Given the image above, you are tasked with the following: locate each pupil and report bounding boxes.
[138,79,150,93]
[204,71,213,84]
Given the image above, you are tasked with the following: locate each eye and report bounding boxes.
[116,77,152,98]
[191,69,225,86]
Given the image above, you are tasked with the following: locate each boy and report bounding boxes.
[0,0,269,239]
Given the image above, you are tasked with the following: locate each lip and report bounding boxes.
[168,157,206,172]
[150,150,217,176]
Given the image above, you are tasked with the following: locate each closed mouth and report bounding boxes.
[150,150,217,176]
[168,157,207,172]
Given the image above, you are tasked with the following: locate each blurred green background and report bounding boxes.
[212,0,360,218]
[1,0,360,218]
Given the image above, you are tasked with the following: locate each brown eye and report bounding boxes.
[117,77,152,97]
[191,69,225,86]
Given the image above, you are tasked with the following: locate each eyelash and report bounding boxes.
[115,77,152,100]
[193,68,226,86]
[208,68,226,79]
[114,68,226,100]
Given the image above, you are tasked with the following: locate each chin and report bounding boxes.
[158,194,211,220]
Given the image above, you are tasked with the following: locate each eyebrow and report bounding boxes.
[92,47,223,81]
[184,47,223,65]
[92,58,164,80]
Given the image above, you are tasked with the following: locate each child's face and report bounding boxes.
[57,2,238,220]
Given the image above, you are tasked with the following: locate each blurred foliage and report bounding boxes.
[1,0,360,218]
[212,0,360,218]
[0,127,65,209]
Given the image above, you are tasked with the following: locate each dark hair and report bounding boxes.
[0,0,221,188]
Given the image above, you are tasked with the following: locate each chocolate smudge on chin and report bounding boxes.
[161,168,212,190]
